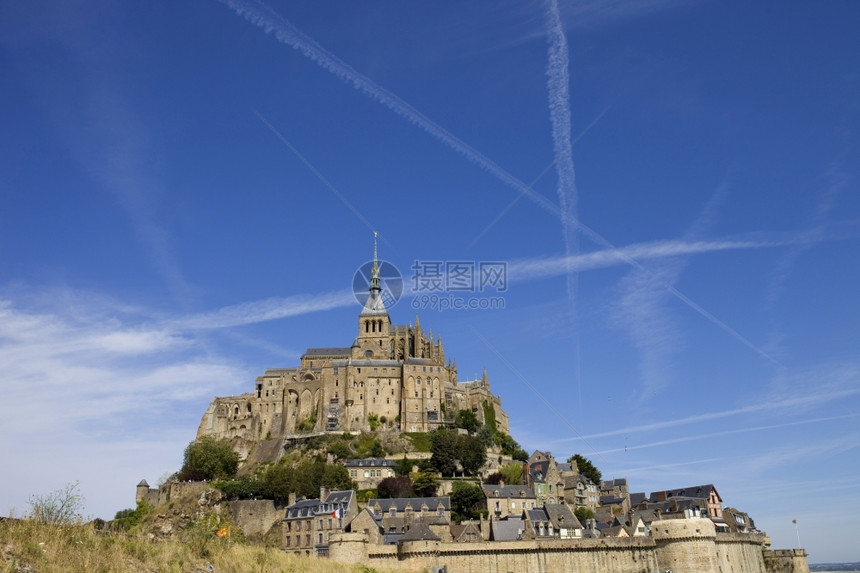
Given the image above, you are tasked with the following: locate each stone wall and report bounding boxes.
[230,500,282,538]
[763,549,810,573]
[329,521,808,573]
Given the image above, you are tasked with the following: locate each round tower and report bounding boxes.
[653,517,720,573]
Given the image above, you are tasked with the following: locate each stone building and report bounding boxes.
[196,239,509,462]
[283,488,357,556]
[344,458,397,490]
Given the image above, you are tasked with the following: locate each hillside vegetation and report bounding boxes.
[0,518,391,573]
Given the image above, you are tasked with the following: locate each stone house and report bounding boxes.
[481,483,537,519]
[344,458,397,490]
[649,484,723,520]
[527,451,564,505]
[521,503,582,539]
[449,521,483,542]
[283,489,357,556]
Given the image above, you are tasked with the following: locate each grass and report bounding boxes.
[0,519,392,573]
[401,433,432,453]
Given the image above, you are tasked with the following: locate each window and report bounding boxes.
[306,534,310,546]
[286,536,290,547]
[334,367,339,374]
[319,533,323,544]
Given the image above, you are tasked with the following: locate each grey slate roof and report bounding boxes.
[369,496,450,513]
[649,484,718,502]
[284,490,353,519]
[482,484,536,499]
[630,492,647,507]
[399,520,440,542]
[556,462,574,473]
[543,503,581,529]
[491,516,525,541]
[345,458,397,468]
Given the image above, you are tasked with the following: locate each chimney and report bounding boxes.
[320,486,331,503]
[288,492,296,507]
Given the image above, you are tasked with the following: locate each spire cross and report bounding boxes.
[370,231,381,291]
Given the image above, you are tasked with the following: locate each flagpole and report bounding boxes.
[793,519,800,548]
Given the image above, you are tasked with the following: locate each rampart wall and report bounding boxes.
[329,518,809,573]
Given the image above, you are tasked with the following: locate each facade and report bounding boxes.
[344,458,397,490]
[482,484,537,519]
[527,451,565,506]
[196,240,509,461]
[282,489,357,556]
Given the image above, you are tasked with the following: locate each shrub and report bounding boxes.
[28,481,86,525]
[178,435,239,481]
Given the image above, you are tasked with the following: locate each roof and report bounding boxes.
[649,484,719,502]
[399,520,440,542]
[369,496,450,513]
[529,461,548,482]
[360,290,388,317]
[330,359,401,367]
[137,479,150,487]
[482,484,536,499]
[304,347,351,357]
[491,516,525,541]
[600,495,626,506]
[601,478,628,488]
[556,462,574,473]
[284,490,354,519]
[345,458,397,468]
[543,504,581,529]
[630,492,647,507]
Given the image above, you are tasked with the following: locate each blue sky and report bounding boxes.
[1,0,858,562]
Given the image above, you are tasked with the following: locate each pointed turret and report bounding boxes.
[357,232,390,346]
[481,368,489,387]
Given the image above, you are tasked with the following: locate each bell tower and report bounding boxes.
[356,231,391,358]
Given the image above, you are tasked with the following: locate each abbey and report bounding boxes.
[197,239,509,453]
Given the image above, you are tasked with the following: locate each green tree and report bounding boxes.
[454,409,481,433]
[457,434,487,476]
[321,463,354,491]
[574,506,595,523]
[569,454,602,484]
[412,471,439,497]
[214,475,263,500]
[28,481,86,525]
[499,462,525,485]
[495,433,528,461]
[326,440,352,461]
[450,481,484,523]
[261,460,295,504]
[377,476,414,498]
[430,429,459,476]
[112,499,152,531]
[178,435,239,481]
[368,413,380,431]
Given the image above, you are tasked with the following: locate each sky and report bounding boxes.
[1,0,859,563]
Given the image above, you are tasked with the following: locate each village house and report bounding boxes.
[521,503,582,539]
[344,458,397,490]
[365,496,452,541]
[481,483,537,519]
[527,451,564,506]
[282,488,357,556]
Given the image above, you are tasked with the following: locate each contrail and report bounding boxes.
[215,0,779,366]
[217,0,559,218]
[572,386,860,440]
[544,0,582,406]
[598,413,859,454]
[507,236,807,282]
